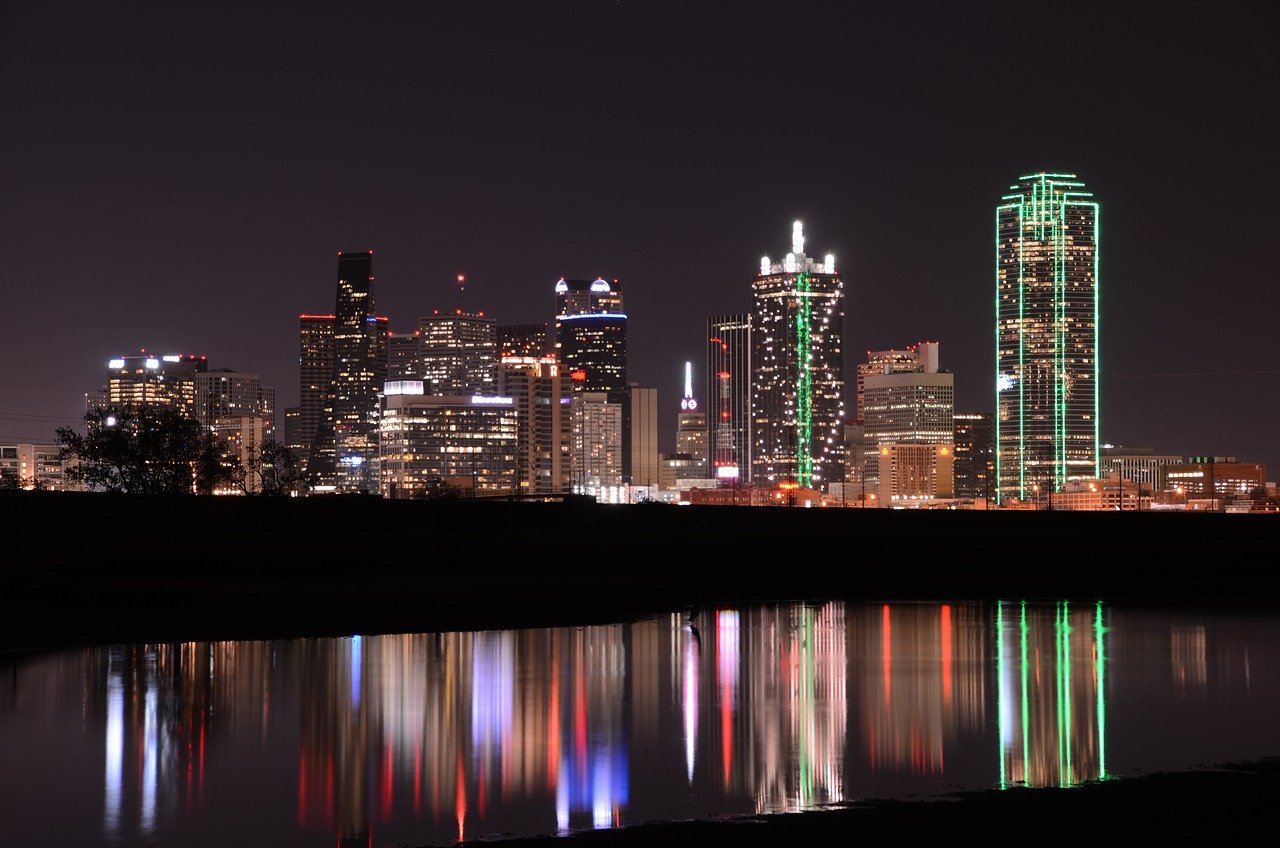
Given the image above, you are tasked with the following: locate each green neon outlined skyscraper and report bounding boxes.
[995,173,1099,504]
[752,221,845,489]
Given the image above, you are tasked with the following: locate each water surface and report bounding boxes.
[1,601,1276,847]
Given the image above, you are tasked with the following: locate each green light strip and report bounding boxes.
[1095,601,1107,779]
[1063,601,1073,786]
[1019,600,1029,782]
[795,272,813,487]
[1017,199,1025,499]
[1091,203,1101,477]
[994,207,1002,504]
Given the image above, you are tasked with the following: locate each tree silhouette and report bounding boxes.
[56,406,232,495]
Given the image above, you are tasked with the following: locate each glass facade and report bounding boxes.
[996,173,1099,503]
[706,315,752,482]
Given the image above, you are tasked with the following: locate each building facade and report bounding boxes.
[877,444,955,502]
[856,344,937,422]
[569,392,622,491]
[706,314,752,483]
[418,310,497,395]
[314,251,386,493]
[193,370,275,434]
[751,222,844,490]
[1100,446,1182,493]
[1165,458,1266,502]
[497,323,550,358]
[101,352,207,416]
[295,313,335,468]
[996,173,1100,503]
[627,384,660,487]
[496,355,570,496]
[861,349,954,496]
[953,412,994,499]
[0,444,78,491]
[379,383,518,498]
[675,361,708,475]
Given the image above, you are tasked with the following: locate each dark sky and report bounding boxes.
[2,2,1277,468]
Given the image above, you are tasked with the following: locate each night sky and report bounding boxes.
[2,2,1276,469]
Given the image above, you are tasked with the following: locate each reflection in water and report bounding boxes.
[996,602,1106,788]
[4,602,1278,847]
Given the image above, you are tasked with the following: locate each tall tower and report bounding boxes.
[554,277,627,399]
[751,221,845,489]
[996,173,1099,503]
[296,314,335,468]
[706,315,752,482]
[418,309,497,395]
[675,361,708,463]
[315,250,384,492]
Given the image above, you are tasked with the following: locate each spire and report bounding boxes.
[792,220,805,256]
[680,361,697,410]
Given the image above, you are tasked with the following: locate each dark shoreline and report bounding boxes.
[6,490,1279,653]
[452,758,1280,845]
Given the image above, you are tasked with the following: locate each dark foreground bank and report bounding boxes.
[453,758,1280,846]
[4,490,1278,651]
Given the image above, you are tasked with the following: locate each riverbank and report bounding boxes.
[457,758,1280,845]
[4,490,1278,652]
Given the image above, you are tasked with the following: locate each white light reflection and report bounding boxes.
[141,651,158,833]
[103,649,123,834]
[683,624,699,783]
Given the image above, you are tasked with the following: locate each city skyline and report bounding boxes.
[0,4,1276,471]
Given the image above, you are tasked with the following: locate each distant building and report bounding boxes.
[497,355,570,496]
[877,443,955,502]
[378,383,518,498]
[569,392,622,491]
[1165,458,1266,504]
[1050,475,1146,511]
[659,453,707,490]
[674,361,708,477]
[996,173,1100,503]
[295,313,335,469]
[0,444,78,491]
[751,222,845,490]
[210,416,273,494]
[842,421,868,497]
[706,315,752,481]
[312,250,386,493]
[861,344,954,496]
[1100,446,1182,493]
[953,413,994,499]
[98,352,208,416]
[497,323,550,358]
[627,385,660,486]
[418,309,497,395]
[193,370,275,434]
[386,330,422,381]
[856,344,937,422]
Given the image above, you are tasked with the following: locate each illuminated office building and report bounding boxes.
[1100,446,1181,493]
[498,323,550,358]
[99,352,207,416]
[953,412,994,499]
[554,276,635,479]
[312,251,386,492]
[0,443,78,491]
[996,173,1100,503]
[496,355,570,495]
[876,443,955,501]
[856,345,935,422]
[294,313,335,467]
[1165,458,1266,501]
[706,315,752,481]
[569,392,622,491]
[861,344,953,496]
[628,384,659,486]
[674,361,708,475]
[751,222,844,489]
[193,370,275,434]
[418,309,497,395]
[378,383,518,498]
[386,330,422,381]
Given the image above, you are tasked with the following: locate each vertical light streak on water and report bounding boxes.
[1020,601,1030,783]
[996,601,1007,790]
[141,650,158,833]
[1095,601,1107,779]
[350,636,362,709]
[555,761,569,833]
[591,751,611,829]
[717,610,740,788]
[683,627,698,783]
[104,648,124,834]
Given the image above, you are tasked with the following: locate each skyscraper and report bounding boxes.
[497,323,550,358]
[295,313,335,469]
[314,251,384,493]
[418,309,496,395]
[706,315,751,482]
[860,343,954,495]
[996,173,1099,503]
[554,276,632,481]
[99,352,207,415]
[193,369,275,432]
[497,355,570,496]
[554,277,627,399]
[751,222,844,489]
[953,412,994,499]
[675,362,708,467]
